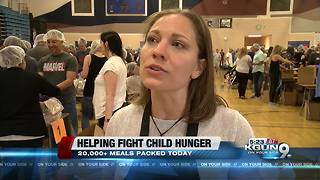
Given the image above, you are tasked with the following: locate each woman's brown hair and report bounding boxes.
[271,45,283,56]
[136,9,217,123]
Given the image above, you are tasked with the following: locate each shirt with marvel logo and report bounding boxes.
[38,52,78,104]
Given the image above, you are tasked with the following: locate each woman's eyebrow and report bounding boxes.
[148,29,160,36]
[171,33,190,41]
[149,29,190,41]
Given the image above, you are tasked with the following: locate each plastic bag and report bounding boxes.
[74,77,86,96]
[40,97,64,125]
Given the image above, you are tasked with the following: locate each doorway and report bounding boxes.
[244,35,272,50]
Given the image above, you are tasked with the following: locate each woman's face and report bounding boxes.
[100,40,107,55]
[79,43,86,51]
[98,43,105,53]
[140,14,204,92]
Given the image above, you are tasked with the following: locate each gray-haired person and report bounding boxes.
[126,62,141,102]
[0,46,60,147]
[38,29,78,135]
[76,37,90,72]
[251,43,266,98]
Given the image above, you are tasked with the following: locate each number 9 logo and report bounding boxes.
[278,143,290,159]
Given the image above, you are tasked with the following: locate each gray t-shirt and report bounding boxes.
[38,52,78,104]
[25,55,38,73]
[27,45,51,62]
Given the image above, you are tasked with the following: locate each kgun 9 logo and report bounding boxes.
[244,138,291,159]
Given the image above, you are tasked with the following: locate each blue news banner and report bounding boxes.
[0,137,319,179]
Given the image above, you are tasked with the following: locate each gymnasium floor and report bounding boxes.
[215,70,320,147]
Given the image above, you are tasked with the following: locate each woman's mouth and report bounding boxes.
[150,66,161,71]
[147,64,167,72]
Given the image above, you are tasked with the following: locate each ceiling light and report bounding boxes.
[247,35,262,37]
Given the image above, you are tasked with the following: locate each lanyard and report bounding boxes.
[139,101,199,136]
[138,100,200,179]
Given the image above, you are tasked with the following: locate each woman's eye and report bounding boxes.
[172,41,185,49]
[146,36,158,44]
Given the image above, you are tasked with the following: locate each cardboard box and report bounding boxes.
[281,69,294,80]
[297,66,316,85]
[281,90,297,106]
[283,81,296,92]
[304,102,320,121]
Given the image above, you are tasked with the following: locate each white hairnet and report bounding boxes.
[89,40,100,54]
[34,34,46,46]
[44,29,65,42]
[22,40,31,50]
[0,46,25,68]
[3,36,26,49]
[78,37,87,45]
[3,36,28,53]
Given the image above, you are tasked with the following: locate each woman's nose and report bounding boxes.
[152,41,167,60]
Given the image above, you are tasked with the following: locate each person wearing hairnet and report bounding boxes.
[22,40,32,50]
[3,36,38,73]
[27,34,51,61]
[38,29,79,135]
[0,46,60,147]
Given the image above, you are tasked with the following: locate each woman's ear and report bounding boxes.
[103,41,110,54]
[104,41,108,48]
[191,59,206,79]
